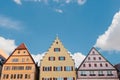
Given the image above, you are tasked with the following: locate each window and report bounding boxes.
[4,66,10,70]
[89,64,91,67]
[107,71,113,76]
[59,56,65,61]
[93,57,96,60]
[23,51,26,53]
[99,57,101,60]
[57,77,64,80]
[94,64,97,67]
[98,71,104,76]
[18,51,20,54]
[43,66,52,71]
[26,66,32,70]
[12,58,18,62]
[20,74,23,79]
[83,64,85,67]
[22,58,25,62]
[64,66,73,71]
[54,48,60,52]
[67,77,73,80]
[54,66,62,71]
[11,74,13,79]
[14,74,16,79]
[25,74,30,79]
[100,64,102,67]
[26,58,29,61]
[92,51,95,54]
[106,63,108,67]
[49,57,55,61]
[17,74,20,79]
[88,57,90,60]
[43,78,52,80]
[80,71,86,76]
[12,66,24,70]
[25,74,27,79]
[6,74,9,79]
[89,71,95,76]
[56,42,58,44]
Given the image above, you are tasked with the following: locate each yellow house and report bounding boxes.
[40,37,76,80]
[1,43,36,80]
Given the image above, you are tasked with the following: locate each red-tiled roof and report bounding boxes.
[16,43,27,50]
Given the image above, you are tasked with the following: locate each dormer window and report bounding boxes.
[54,48,60,52]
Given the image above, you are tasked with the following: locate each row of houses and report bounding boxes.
[0,37,120,80]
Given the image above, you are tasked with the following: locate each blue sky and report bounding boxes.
[0,0,120,66]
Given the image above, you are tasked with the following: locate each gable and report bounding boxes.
[41,37,74,65]
[5,43,35,64]
[78,47,115,70]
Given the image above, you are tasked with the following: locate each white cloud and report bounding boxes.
[32,52,46,66]
[0,36,17,55]
[71,52,85,68]
[55,9,63,13]
[95,11,120,51]
[0,15,22,30]
[13,0,87,7]
[77,0,86,5]
[13,0,22,5]
[32,52,85,68]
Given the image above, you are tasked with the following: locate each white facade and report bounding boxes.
[77,47,119,80]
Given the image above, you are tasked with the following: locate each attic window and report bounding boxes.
[56,42,58,44]
[92,51,95,54]
[18,51,20,54]
[54,48,60,52]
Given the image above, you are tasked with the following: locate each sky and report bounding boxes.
[0,0,120,67]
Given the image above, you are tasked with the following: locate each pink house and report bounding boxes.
[77,47,119,80]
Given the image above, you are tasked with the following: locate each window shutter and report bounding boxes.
[48,57,50,61]
[54,67,55,71]
[73,77,75,80]
[43,67,44,71]
[54,57,55,61]
[61,66,62,71]
[64,66,66,71]
[71,66,73,71]
[50,67,52,71]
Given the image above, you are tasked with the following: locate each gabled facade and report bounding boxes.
[40,37,76,80]
[77,47,119,80]
[1,43,36,80]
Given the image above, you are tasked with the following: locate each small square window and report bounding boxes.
[59,56,65,61]
[88,57,90,60]
[100,64,102,67]
[93,57,96,60]
[89,64,91,67]
[54,48,60,52]
[56,42,58,44]
[18,51,20,54]
[106,63,108,67]
[23,51,26,53]
[94,64,97,67]
[83,64,85,67]
[49,57,55,61]
[99,57,101,60]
